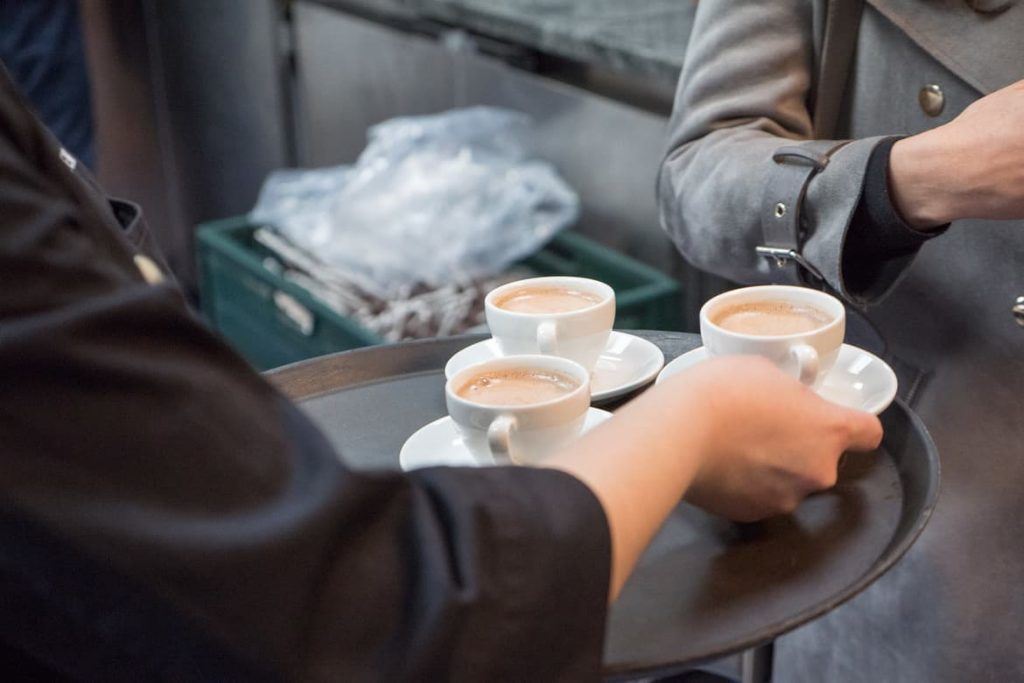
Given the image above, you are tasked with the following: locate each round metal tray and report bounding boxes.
[269,331,939,679]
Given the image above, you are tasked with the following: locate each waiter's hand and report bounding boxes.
[679,356,883,523]
[546,355,882,601]
[890,79,1024,229]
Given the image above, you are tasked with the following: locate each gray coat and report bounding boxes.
[660,1,1024,680]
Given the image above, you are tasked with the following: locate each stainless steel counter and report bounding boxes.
[312,0,696,89]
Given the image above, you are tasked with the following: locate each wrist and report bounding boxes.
[888,132,959,230]
[657,373,719,475]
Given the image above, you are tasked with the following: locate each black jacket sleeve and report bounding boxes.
[0,63,610,682]
[842,137,949,300]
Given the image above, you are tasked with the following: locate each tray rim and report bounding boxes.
[268,331,940,676]
[601,396,940,679]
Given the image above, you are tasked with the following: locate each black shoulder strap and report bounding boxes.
[814,0,865,138]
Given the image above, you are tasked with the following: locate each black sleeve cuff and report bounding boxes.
[402,465,612,680]
[842,137,949,300]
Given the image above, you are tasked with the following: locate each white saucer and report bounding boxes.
[656,344,898,415]
[400,408,613,470]
[444,332,665,404]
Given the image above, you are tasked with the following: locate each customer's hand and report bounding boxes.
[676,356,883,523]
[889,79,1024,229]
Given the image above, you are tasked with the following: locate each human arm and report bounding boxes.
[842,137,948,298]
[658,0,913,304]
[843,79,1024,295]
[0,63,611,680]
[889,79,1024,229]
[0,57,880,679]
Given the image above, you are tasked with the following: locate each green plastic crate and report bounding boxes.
[197,216,682,370]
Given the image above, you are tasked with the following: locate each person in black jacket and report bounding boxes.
[0,61,881,681]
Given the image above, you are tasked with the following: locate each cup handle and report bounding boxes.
[487,415,519,465]
[790,344,820,385]
[537,321,558,355]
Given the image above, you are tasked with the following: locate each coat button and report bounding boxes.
[133,254,165,285]
[1013,296,1024,327]
[919,84,945,117]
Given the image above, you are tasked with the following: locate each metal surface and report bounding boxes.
[740,643,774,683]
[269,331,939,679]
[918,83,945,117]
[754,246,826,283]
[1013,296,1024,327]
[291,2,730,328]
[311,0,695,92]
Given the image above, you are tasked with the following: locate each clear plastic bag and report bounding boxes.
[250,107,579,298]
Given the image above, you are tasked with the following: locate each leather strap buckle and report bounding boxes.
[754,246,826,282]
[771,145,831,170]
[759,140,849,285]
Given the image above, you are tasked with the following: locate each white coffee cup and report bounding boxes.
[445,355,591,466]
[485,276,615,373]
[700,285,846,387]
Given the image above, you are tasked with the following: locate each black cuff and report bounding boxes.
[408,465,611,680]
[842,137,949,300]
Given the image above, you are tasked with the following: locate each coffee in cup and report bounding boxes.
[485,276,615,373]
[493,286,604,314]
[700,285,846,386]
[445,355,591,466]
[710,301,834,336]
[455,368,580,406]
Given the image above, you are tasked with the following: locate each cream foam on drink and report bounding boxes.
[494,286,603,314]
[711,301,833,336]
[456,368,580,406]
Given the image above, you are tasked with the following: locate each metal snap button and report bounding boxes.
[919,84,945,117]
[774,203,787,218]
[1013,296,1024,327]
[134,254,165,285]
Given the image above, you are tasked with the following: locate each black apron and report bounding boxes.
[0,61,611,682]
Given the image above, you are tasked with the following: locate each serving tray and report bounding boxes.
[269,331,939,679]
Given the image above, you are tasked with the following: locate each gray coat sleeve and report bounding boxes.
[657,0,891,303]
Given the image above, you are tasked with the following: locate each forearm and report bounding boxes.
[659,1,815,284]
[660,127,801,284]
[545,377,710,601]
[888,123,1017,228]
[889,80,1024,228]
[545,353,884,604]
[660,0,891,299]
[0,61,616,679]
